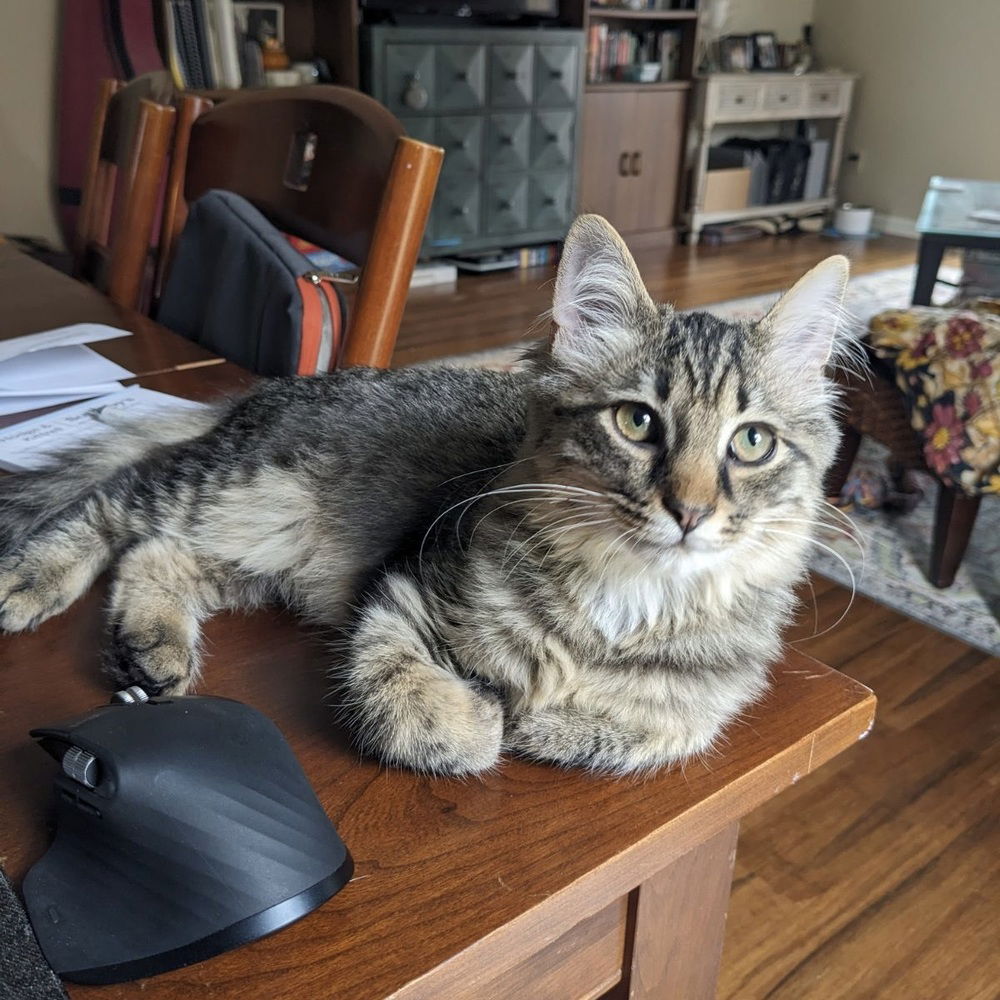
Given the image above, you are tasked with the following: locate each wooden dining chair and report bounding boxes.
[155,86,443,369]
[75,75,178,312]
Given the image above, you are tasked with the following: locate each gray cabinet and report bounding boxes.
[363,26,584,256]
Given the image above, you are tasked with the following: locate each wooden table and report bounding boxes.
[0,364,877,1000]
[0,241,222,377]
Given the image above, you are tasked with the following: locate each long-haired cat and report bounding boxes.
[0,216,851,774]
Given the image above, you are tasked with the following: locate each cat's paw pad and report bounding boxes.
[0,554,77,632]
[103,621,198,696]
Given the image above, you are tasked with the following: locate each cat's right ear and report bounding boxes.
[551,215,656,369]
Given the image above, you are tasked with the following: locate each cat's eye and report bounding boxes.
[728,424,776,464]
[614,403,658,443]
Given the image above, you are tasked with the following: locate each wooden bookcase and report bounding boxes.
[565,2,702,247]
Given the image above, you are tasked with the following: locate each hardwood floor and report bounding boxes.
[720,576,999,1000]
[393,232,998,998]
[392,233,918,366]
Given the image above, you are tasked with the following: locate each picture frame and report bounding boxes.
[754,32,779,71]
[720,35,751,72]
[233,2,285,47]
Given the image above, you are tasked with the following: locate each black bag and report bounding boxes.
[157,189,347,377]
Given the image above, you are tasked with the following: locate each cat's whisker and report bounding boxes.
[761,528,858,642]
[501,514,615,579]
[418,482,608,578]
[756,515,865,557]
[462,495,604,552]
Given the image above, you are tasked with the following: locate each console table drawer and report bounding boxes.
[714,81,763,117]
[762,79,804,113]
[807,80,847,115]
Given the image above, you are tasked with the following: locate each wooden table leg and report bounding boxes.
[618,822,739,1000]
[911,236,945,305]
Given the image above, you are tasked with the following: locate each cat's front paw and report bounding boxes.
[0,552,81,632]
[103,619,199,696]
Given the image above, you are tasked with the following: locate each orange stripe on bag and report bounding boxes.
[295,275,323,375]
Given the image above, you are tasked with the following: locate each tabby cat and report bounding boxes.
[0,216,852,775]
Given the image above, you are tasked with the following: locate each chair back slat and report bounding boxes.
[75,76,177,312]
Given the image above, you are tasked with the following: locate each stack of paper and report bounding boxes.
[0,324,134,417]
[0,385,211,472]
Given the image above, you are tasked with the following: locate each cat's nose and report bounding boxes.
[665,503,714,536]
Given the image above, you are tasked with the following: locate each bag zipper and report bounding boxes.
[303,269,359,285]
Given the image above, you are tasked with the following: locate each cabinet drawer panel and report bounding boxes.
[531,110,574,171]
[807,80,846,115]
[713,81,762,117]
[435,116,483,175]
[529,172,571,231]
[436,44,487,110]
[486,175,529,235]
[490,44,533,107]
[433,177,481,247]
[534,44,578,106]
[487,112,531,172]
[762,79,804,113]
[384,45,436,115]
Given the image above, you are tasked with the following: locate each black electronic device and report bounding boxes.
[22,690,352,985]
[360,0,559,25]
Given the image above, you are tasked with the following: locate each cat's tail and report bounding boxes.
[0,404,223,548]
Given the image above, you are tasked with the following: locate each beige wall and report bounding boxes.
[0,0,62,245]
[814,0,1000,228]
[724,0,815,42]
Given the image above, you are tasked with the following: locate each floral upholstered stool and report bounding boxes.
[829,300,999,587]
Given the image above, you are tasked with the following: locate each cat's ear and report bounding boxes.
[761,255,850,370]
[551,215,657,367]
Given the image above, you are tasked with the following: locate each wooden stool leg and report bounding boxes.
[617,822,739,1000]
[825,423,863,497]
[930,484,981,588]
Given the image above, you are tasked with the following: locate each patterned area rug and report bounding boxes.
[813,437,999,656]
[437,264,1000,655]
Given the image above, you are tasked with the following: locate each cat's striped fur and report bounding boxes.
[0,216,852,774]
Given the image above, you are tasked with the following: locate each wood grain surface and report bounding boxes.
[390,234,918,367]
[0,241,222,376]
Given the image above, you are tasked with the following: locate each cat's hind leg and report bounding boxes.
[103,537,232,695]
[0,506,113,633]
[339,574,504,775]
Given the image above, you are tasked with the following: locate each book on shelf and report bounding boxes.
[164,0,272,91]
[586,24,682,83]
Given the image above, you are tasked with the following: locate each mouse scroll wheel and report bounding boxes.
[63,747,101,789]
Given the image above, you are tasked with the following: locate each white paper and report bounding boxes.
[0,386,209,472]
[0,323,131,364]
[0,344,133,393]
[0,388,120,418]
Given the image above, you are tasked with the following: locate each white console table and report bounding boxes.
[684,72,856,244]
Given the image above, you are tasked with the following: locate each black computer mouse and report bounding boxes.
[22,689,353,985]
